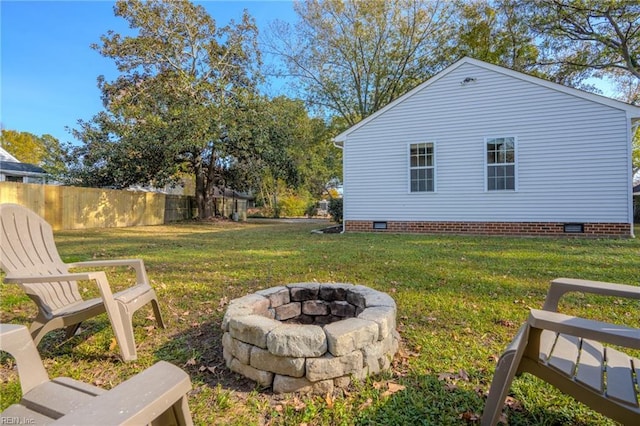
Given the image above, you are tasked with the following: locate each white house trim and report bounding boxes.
[334,57,640,143]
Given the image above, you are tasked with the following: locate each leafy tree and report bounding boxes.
[69,0,261,219]
[266,0,456,126]
[519,0,640,86]
[452,0,540,73]
[229,95,340,217]
[1,129,66,177]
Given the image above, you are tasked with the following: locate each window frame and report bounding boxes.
[408,142,436,193]
[484,136,517,192]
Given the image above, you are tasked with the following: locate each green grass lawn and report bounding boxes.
[1,220,639,425]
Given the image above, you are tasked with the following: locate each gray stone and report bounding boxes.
[222,345,234,368]
[324,318,379,357]
[302,300,329,315]
[256,286,291,308]
[273,375,334,394]
[319,284,351,301]
[273,375,314,394]
[287,283,320,301]
[306,351,363,381]
[357,306,396,340]
[222,293,271,330]
[346,290,366,308]
[230,358,274,387]
[222,332,252,365]
[229,315,281,348]
[350,285,396,309]
[333,376,351,389]
[362,339,391,375]
[250,347,305,377]
[311,379,334,395]
[330,300,356,317]
[221,304,253,332]
[275,302,301,320]
[267,324,327,357]
[232,293,271,312]
[292,314,315,324]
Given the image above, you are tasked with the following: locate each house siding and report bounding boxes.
[342,62,632,235]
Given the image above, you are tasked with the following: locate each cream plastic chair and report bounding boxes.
[0,203,165,361]
[0,324,193,425]
[482,278,640,425]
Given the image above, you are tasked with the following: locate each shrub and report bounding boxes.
[279,194,310,217]
[328,198,343,223]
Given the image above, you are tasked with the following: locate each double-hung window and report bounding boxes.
[409,142,435,192]
[486,137,516,191]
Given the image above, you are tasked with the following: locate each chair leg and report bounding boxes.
[30,318,64,346]
[65,323,82,340]
[150,298,166,329]
[481,325,530,426]
[114,302,137,362]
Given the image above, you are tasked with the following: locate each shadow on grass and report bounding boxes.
[154,319,258,393]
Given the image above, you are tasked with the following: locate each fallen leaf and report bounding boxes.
[387,382,406,393]
[289,397,306,411]
[458,369,470,381]
[184,358,197,367]
[325,392,334,408]
[505,396,524,411]
[109,338,117,351]
[358,398,373,410]
[459,411,480,422]
[373,380,385,390]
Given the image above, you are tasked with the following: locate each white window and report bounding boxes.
[409,142,435,192]
[486,137,516,191]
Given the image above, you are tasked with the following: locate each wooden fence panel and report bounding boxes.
[0,182,195,230]
[0,182,45,217]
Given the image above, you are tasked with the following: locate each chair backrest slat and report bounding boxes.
[0,204,82,316]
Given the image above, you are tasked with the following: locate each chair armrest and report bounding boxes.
[542,278,640,311]
[51,361,192,426]
[4,272,106,284]
[4,272,129,353]
[66,259,149,285]
[528,309,640,349]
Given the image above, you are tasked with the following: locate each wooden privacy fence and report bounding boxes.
[0,182,196,230]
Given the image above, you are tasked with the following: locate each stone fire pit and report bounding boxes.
[222,283,399,394]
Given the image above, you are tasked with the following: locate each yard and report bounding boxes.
[1,220,639,425]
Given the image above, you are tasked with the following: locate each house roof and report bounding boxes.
[0,160,46,175]
[334,57,640,144]
[0,147,19,162]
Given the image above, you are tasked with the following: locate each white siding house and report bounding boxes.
[334,58,640,237]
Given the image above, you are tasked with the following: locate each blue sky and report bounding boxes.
[1,0,297,145]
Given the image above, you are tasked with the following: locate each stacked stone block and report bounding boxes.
[222,283,399,393]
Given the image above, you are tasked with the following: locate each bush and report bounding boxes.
[305,202,318,218]
[328,198,343,223]
[279,194,310,217]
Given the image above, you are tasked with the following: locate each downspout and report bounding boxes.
[333,139,346,233]
[629,118,639,238]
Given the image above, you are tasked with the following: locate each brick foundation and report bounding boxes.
[344,221,631,237]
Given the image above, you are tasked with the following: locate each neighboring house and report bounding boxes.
[334,57,640,237]
[0,147,46,184]
[214,187,254,220]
